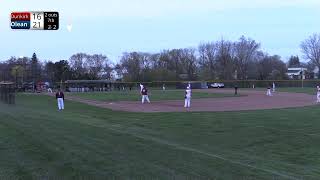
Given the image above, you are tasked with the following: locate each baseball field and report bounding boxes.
[1,88,320,179]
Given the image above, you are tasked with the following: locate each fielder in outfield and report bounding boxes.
[56,89,65,110]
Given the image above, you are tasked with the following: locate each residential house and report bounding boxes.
[286,67,308,79]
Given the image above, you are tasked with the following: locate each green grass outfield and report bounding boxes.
[69,89,241,101]
[277,87,316,95]
[242,87,317,95]
[1,93,320,179]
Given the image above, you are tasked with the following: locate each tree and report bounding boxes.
[301,33,320,78]
[233,36,260,79]
[11,65,24,85]
[257,55,287,80]
[216,39,235,80]
[85,54,108,80]
[54,60,71,82]
[158,50,180,80]
[31,53,41,82]
[150,52,176,81]
[198,42,217,80]
[69,53,88,79]
[120,52,143,82]
[44,61,55,83]
[166,49,184,80]
[180,48,198,80]
[114,63,124,80]
[288,56,300,68]
[102,63,114,80]
[159,48,197,80]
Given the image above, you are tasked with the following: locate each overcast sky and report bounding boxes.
[1,0,319,62]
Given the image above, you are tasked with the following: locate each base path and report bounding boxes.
[55,89,317,112]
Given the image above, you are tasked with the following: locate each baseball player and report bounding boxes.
[187,82,191,89]
[317,86,320,103]
[55,89,65,110]
[141,86,150,104]
[266,85,272,96]
[272,82,276,92]
[184,86,192,108]
[47,87,53,93]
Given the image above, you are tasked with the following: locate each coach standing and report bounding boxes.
[56,89,65,110]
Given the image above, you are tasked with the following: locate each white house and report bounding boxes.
[286,67,307,79]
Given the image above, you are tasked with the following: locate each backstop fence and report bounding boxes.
[0,82,16,104]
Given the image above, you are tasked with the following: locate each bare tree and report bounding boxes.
[198,42,217,80]
[181,48,198,80]
[120,52,144,81]
[301,33,320,77]
[257,54,287,80]
[234,36,260,80]
[69,53,88,79]
[85,54,108,79]
[216,39,235,80]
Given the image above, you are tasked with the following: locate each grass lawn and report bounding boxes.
[241,87,317,95]
[276,87,316,95]
[69,90,241,102]
[1,94,320,179]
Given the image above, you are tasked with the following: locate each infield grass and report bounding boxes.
[276,87,315,95]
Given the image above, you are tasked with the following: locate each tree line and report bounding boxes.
[1,34,320,84]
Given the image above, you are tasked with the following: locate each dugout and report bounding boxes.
[0,82,15,104]
[64,80,142,92]
[64,80,115,92]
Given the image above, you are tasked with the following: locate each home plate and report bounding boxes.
[109,103,114,105]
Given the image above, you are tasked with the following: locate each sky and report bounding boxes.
[1,0,319,63]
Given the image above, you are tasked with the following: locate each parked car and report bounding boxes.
[208,83,225,88]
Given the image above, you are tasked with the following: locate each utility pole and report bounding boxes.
[301,68,305,88]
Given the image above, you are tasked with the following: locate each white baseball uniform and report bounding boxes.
[266,87,272,96]
[56,91,65,110]
[184,88,192,108]
[272,82,276,92]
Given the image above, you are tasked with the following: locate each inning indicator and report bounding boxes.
[11,11,59,30]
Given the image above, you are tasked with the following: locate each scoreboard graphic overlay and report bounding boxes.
[11,12,59,30]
